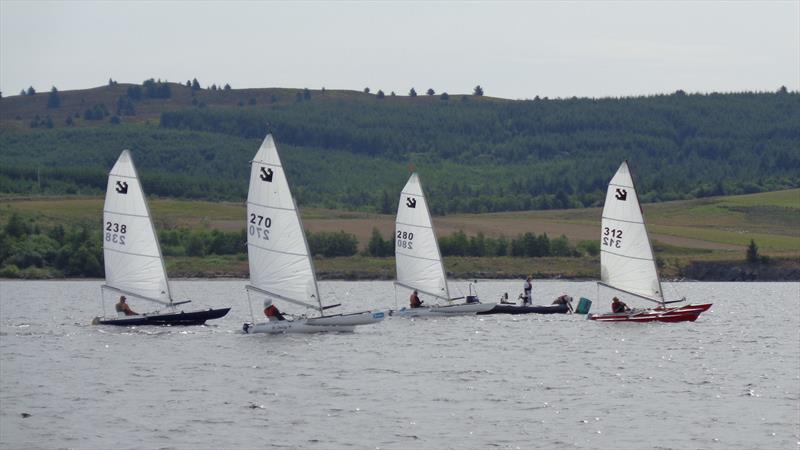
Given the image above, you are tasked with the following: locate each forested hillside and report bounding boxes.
[1,81,798,213]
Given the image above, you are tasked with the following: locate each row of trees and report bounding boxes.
[1,211,604,279]
[0,215,102,278]
[365,228,598,258]
[367,85,484,97]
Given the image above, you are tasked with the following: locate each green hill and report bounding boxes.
[1,81,799,214]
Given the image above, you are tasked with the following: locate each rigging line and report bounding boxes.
[108,173,139,180]
[395,251,441,263]
[103,210,150,219]
[247,242,307,258]
[247,201,296,212]
[597,282,663,304]
[395,220,431,229]
[600,248,654,262]
[601,216,644,225]
[104,246,160,259]
[608,182,634,189]
[250,161,282,169]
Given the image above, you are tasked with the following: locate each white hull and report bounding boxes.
[390,302,495,318]
[306,310,385,326]
[244,320,355,334]
[243,310,384,334]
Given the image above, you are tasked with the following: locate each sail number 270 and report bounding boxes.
[249,214,272,240]
[602,227,623,248]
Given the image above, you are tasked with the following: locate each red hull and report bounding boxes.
[589,303,712,323]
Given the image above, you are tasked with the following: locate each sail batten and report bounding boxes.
[395,173,450,300]
[599,161,663,302]
[246,135,322,313]
[103,150,172,304]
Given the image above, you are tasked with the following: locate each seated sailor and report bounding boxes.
[409,290,423,308]
[264,299,286,321]
[115,295,138,317]
[611,296,631,313]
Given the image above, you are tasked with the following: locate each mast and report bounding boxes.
[129,151,173,304]
[625,160,664,306]
[417,173,451,301]
[293,195,324,315]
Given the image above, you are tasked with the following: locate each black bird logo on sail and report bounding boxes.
[406,197,417,208]
[260,167,274,182]
[115,181,128,194]
[615,188,627,201]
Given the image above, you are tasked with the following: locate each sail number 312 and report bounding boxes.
[249,214,271,240]
[396,230,414,249]
[602,227,623,248]
[105,221,127,245]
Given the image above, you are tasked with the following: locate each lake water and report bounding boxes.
[0,280,798,450]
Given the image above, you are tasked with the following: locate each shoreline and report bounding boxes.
[2,258,797,283]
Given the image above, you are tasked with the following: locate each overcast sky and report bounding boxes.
[1,1,798,99]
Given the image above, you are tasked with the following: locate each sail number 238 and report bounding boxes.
[105,221,127,245]
[602,227,623,248]
[396,230,414,249]
[249,214,271,240]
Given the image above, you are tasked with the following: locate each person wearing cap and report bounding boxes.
[611,297,630,313]
[263,299,286,321]
[409,290,423,308]
[521,276,533,306]
[115,295,138,316]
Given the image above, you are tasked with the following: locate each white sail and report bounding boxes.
[103,150,171,304]
[395,173,449,300]
[246,135,320,310]
[600,161,663,302]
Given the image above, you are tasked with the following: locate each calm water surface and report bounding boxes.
[1,280,798,450]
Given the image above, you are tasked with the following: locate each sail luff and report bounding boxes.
[291,195,323,314]
[418,175,450,300]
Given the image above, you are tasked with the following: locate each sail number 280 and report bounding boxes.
[602,227,623,248]
[105,221,127,245]
[249,214,272,240]
[396,230,414,249]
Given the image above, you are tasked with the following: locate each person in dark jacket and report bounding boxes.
[409,290,423,308]
[611,297,630,313]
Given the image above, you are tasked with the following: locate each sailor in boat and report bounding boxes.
[409,290,423,308]
[552,294,574,313]
[521,276,533,306]
[115,296,138,317]
[611,297,631,313]
[264,299,287,321]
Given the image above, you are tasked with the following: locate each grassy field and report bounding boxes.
[2,188,798,280]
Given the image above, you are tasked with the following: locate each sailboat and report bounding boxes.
[391,173,495,317]
[241,135,384,334]
[588,161,712,323]
[93,150,230,326]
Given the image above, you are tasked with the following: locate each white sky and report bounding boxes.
[1,1,798,99]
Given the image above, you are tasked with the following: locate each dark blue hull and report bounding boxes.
[96,308,231,326]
